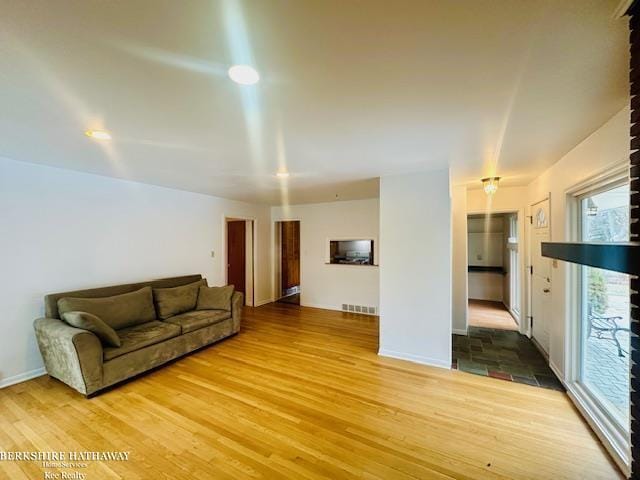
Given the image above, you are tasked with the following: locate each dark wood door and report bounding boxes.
[227,221,246,300]
[281,221,300,291]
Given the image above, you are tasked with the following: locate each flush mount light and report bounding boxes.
[228,65,260,85]
[482,176,500,195]
[85,129,111,140]
[276,171,290,178]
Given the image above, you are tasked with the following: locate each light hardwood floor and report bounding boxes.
[468,299,519,330]
[0,303,621,479]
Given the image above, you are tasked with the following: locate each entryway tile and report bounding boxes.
[452,327,563,391]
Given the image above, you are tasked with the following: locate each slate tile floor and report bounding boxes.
[452,327,564,391]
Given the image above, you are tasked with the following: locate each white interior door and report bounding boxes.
[531,199,551,354]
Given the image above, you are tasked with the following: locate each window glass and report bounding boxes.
[579,183,630,427]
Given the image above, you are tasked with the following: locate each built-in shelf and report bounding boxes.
[325,263,379,267]
[541,242,640,276]
[467,266,505,274]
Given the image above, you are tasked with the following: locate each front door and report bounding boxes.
[227,220,246,302]
[531,198,551,354]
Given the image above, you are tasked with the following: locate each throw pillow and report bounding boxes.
[196,285,235,312]
[62,311,122,348]
[153,279,207,319]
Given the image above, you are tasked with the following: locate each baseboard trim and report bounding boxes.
[530,336,550,361]
[452,328,468,336]
[548,360,565,386]
[0,367,46,389]
[255,298,274,307]
[565,382,630,477]
[378,349,451,370]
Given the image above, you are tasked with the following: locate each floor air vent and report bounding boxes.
[342,304,377,316]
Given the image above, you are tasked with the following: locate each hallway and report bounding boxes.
[468,299,518,330]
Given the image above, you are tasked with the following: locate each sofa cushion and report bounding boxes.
[153,279,206,320]
[58,287,156,330]
[196,285,234,311]
[165,310,231,334]
[62,311,121,348]
[103,321,181,361]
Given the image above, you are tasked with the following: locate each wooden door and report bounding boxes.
[530,199,551,354]
[227,220,246,301]
[281,221,300,291]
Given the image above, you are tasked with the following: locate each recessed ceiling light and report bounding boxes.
[276,171,290,178]
[228,65,260,85]
[85,129,111,140]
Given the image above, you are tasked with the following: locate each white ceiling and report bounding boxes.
[0,0,629,205]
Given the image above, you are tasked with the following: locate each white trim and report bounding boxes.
[378,349,451,369]
[255,298,273,307]
[548,360,565,385]
[466,208,528,337]
[548,360,630,476]
[0,367,46,389]
[562,164,632,477]
[271,218,303,308]
[452,328,468,336]
[613,0,633,18]
[566,382,631,476]
[222,215,258,307]
[564,160,629,197]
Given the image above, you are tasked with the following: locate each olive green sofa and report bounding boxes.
[33,275,243,397]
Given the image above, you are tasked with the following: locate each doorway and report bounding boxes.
[226,218,255,306]
[529,198,551,355]
[274,220,300,305]
[466,212,519,330]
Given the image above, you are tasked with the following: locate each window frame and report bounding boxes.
[564,166,631,473]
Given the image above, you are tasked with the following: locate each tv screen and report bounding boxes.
[329,239,374,265]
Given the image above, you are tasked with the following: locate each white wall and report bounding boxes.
[0,157,272,386]
[271,198,379,312]
[468,272,503,301]
[527,106,630,378]
[451,186,468,334]
[379,169,452,368]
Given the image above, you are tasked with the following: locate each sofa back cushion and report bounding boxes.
[44,275,203,319]
[62,311,122,347]
[58,286,156,330]
[153,279,207,319]
[196,285,235,312]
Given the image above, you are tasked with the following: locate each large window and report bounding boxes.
[577,181,630,429]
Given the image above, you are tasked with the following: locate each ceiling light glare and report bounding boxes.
[228,65,260,85]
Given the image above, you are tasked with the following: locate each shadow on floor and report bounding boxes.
[277,293,300,305]
[452,327,564,391]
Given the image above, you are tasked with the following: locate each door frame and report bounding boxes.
[271,218,302,304]
[222,215,257,307]
[466,208,527,336]
[525,194,551,342]
[528,196,552,355]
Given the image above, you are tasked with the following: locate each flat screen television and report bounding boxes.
[329,239,374,265]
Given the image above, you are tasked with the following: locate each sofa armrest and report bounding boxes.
[231,291,244,332]
[33,318,103,395]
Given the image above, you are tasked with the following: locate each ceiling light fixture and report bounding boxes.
[482,176,500,195]
[228,65,260,85]
[276,171,290,178]
[85,129,112,140]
